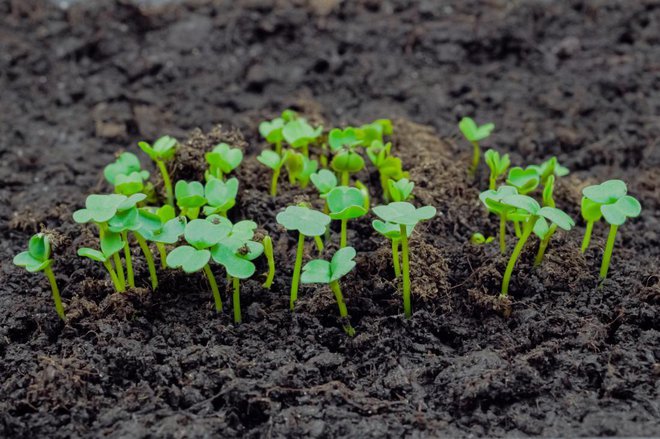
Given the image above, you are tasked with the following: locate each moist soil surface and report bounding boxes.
[1,1,659,437]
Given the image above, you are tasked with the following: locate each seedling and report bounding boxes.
[276,205,331,310]
[479,185,518,253]
[203,177,238,217]
[138,136,178,207]
[327,186,368,248]
[211,219,264,323]
[167,217,231,312]
[78,230,125,292]
[138,209,186,269]
[372,219,414,279]
[532,175,558,266]
[301,246,358,336]
[13,233,65,320]
[580,180,641,280]
[497,195,574,297]
[528,157,569,186]
[175,180,206,219]
[459,117,494,177]
[484,149,510,190]
[310,169,338,205]
[580,179,626,253]
[372,202,436,318]
[205,143,243,181]
[355,119,393,145]
[285,151,318,188]
[104,152,150,195]
[506,167,540,195]
[366,140,408,200]
[257,150,287,196]
[388,178,414,202]
[261,235,276,289]
[329,127,366,186]
[282,119,323,157]
[259,117,285,155]
[470,233,494,245]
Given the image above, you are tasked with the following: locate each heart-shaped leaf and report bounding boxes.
[257,150,285,170]
[211,244,256,279]
[310,169,338,196]
[276,205,331,237]
[581,197,603,222]
[533,217,550,239]
[329,246,357,282]
[329,127,361,152]
[73,194,127,224]
[331,151,365,173]
[600,195,642,226]
[301,260,332,284]
[479,185,519,214]
[205,143,243,173]
[184,219,230,249]
[166,246,210,273]
[204,177,238,214]
[582,179,627,204]
[282,119,323,148]
[77,248,108,263]
[104,152,146,185]
[259,118,285,143]
[175,180,206,209]
[500,194,540,215]
[459,117,494,142]
[506,167,540,194]
[372,202,436,226]
[372,220,415,240]
[538,207,575,230]
[327,186,367,220]
[108,206,140,233]
[388,178,414,202]
[101,231,124,256]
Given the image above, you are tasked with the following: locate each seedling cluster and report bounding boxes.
[11,111,643,334]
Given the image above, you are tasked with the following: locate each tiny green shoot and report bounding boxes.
[175,180,206,219]
[580,179,626,253]
[301,246,358,336]
[484,149,510,190]
[327,186,368,248]
[104,152,150,195]
[261,235,276,289]
[470,232,494,245]
[459,117,494,177]
[139,136,178,207]
[285,151,318,188]
[479,185,518,253]
[78,230,126,292]
[205,143,243,181]
[257,150,287,196]
[282,119,323,158]
[372,219,414,279]
[506,167,540,195]
[203,177,238,217]
[387,178,414,202]
[13,233,65,320]
[259,117,285,155]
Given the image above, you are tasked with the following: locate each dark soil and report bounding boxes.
[1,0,659,437]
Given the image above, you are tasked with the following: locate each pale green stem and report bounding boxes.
[302,144,309,158]
[203,264,222,312]
[392,239,401,278]
[113,252,125,290]
[501,218,536,297]
[135,233,158,290]
[514,220,522,238]
[599,225,619,282]
[290,232,305,310]
[232,276,241,324]
[103,260,125,292]
[275,140,282,156]
[262,236,275,289]
[534,224,557,267]
[314,235,324,254]
[329,280,355,336]
[156,160,174,208]
[380,173,390,201]
[399,224,412,318]
[156,242,168,269]
[341,171,349,186]
[499,213,507,254]
[44,267,65,321]
[489,173,497,191]
[121,231,135,288]
[581,220,594,254]
[270,167,281,197]
[469,141,480,177]
[340,219,348,248]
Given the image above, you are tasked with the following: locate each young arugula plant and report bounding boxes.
[388,178,414,202]
[459,117,494,177]
[257,150,288,196]
[261,235,276,289]
[203,177,238,217]
[285,151,318,189]
[528,157,569,186]
[580,180,641,280]
[175,180,206,219]
[479,185,519,254]
[470,232,494,245]
[484,149,510,190]
[531,175,561,266]
[13,233,65,320]
[78,230,125,293]
[167,217,231,312]
[138,209,186,270]
[138,136,178,207]
[276,205,331,310]
[282,119,323,158]
[355,119,393,145]
[366,140,408,200]
[104,152,150,195]
[301,246,358,336]
[373,202,436,318]
[210,219,264,323]
[205,143,243,181]
[327,186,368,248]
[506,167,540,195]
[310,169,338,204]
[497,195,574,297]
[372,219,414,279]
[329,128,366,186]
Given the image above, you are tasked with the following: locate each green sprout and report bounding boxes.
[479,185,519,254]
[580,180,641,281]
[175,180,206,219]
[276,205,331,310]
[310,169,338,204]
[104,152,150,195]
[138,210,186,269]
[366,140,407,200]
[211,219,264,323]
[372,202,436,318]
[470,232,494,245]
[259,117,285,155]
[205,143,243,181]
[387,178,414,202]
[78,230,125,293]
[282,119,323,158]
[301,246,358,336]
[506,167,540,195]
[372,219,414,279]
[327,186,368,248]
[257,150,288,196]
[138,136,177,207]
[261,235,276,289]
[331,150,365,187]
[167,217,231,312]
[285,151,318,189]
[528,157,569,186]
[459,117,494,177]
[497,195,574,297]
[484,149,510,190]
[355,119,393,145]
[13,233,65,320]
[203,177,238,217]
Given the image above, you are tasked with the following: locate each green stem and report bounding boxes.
[113,252,126,290]
[392,239,401,278]
[534,224,557,267]
[600,225,618,281]
[499,213,507,254]
[232,277,241,324]
[135,233,158,290]
[489,173,497,190]
[121,231,135,289]
[314,235,324,254]
[514,220,522,238]
[44,267,65,321]
[270,167,281,197]
[290,232,306,310]
[156,242,168,269]
[399,224,412,318]
[262,236,275,289]
[302,144,309,158]
[341,171,349,186]
[340,219,348,248]
[380,173,390,201]
[501,218,536,297]
[469,141,480,177]
[203,264,222,312]
[103,260,125,292]
[156,160,174,208]
[581,220,594,254]
[329,280,355,336]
